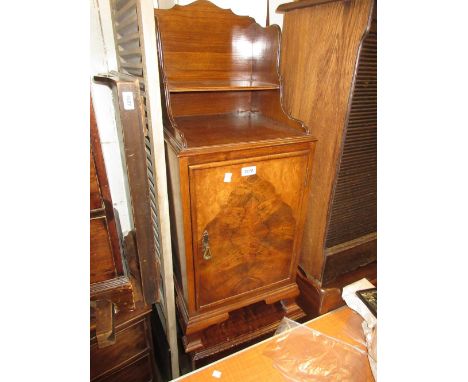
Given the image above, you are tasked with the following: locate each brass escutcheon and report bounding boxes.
[202,230,212,260]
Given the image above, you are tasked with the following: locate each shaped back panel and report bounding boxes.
[154,0,279,85]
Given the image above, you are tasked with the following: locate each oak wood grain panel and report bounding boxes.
[90,218,117,284]
[189,151,310,309]
[279,0,374,279]
[277,0,345,12]
[91,319,149,380]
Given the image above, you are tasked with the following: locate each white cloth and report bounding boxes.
[342,278,377,381]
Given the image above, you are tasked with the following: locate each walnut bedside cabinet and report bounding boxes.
[154,0,317,357]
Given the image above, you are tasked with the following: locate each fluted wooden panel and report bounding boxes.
[326,27,376,248]
[107,0,180,375]
[113,0,164,264]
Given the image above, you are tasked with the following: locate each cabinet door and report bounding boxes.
[189,150,310,309]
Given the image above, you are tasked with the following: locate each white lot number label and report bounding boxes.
[122,91,135,110]
[241,166,256,176]
[223,172,232,182]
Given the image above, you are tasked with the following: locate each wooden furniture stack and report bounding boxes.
[90,74,164,381]
[277,0,377,316]
[154,0,317,367]
[90,99,135,332]
[90,233,159,382]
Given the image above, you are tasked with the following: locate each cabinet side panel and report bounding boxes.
[166,144,188,303]
[251,24,281,85]
[280,0,374,280]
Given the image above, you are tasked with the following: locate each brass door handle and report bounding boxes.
[202,230,212,260]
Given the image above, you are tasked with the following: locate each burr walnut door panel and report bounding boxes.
[189,150,310,309]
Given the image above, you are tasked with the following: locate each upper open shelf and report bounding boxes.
[174,112,305,149]
[154,0,310,151]
[168,80,280,93]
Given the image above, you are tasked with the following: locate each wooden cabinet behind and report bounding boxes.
[90,101,124,285]
[90,98,134,320]
[90,94,161,381]
[277,0,377,315]
[91,304,157,382]
[90,233,160,382]
[155,0,317,355]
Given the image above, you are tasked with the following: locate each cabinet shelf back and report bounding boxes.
[154,0,280,87]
